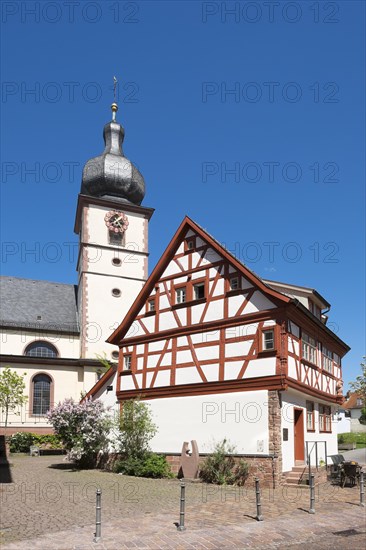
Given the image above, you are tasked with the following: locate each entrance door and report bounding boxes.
[294,408,305,462]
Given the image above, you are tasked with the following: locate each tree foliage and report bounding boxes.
[46,398,111,467]
[349,356,366,406]
[0,367,27,429]
[113,399,157,459]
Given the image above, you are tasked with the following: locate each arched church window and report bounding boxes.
[32,374,52,415]
[25,341,58,358]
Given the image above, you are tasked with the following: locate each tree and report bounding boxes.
[114,399,157,459]
[46,398,111,468]
[0,367,27,430]
[349,356,366,405]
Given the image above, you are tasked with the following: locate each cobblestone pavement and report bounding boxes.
[1,455,365,549]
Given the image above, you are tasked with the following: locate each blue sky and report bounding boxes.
[1,1,365,387]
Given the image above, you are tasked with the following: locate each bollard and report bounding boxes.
[309,474,315,514]
[360,471,365,508]
[255,477,263,521]
[177,482,186,531]
[93,489,102,542]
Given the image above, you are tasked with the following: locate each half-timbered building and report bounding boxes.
[86,216,350,484]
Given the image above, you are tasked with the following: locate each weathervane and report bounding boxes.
[111,76,118,121]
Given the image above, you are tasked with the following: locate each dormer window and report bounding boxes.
[309,300,321,319]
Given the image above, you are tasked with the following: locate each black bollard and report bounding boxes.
[309,474,315,514]
[93,489,102,542]
[255,478,263,521]
[360,471,365,508]
[177,482,186,531]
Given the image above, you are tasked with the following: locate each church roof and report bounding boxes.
[80,104,145,205]
[0,276,79,333]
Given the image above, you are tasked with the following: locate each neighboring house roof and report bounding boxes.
[263,279,331,309]
[343,393,364,410]
[0,276,79,333]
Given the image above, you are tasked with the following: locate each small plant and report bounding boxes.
[199,439,249,486]
[113,453,172,478]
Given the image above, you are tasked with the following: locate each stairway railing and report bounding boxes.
[305,440,327,480]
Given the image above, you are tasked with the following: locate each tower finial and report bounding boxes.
[111,76,118,121]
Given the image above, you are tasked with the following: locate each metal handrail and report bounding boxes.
[306,441,328,481]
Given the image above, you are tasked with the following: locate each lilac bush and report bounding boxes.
[46,398,111,467]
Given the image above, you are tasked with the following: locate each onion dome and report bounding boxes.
[81,103,145,205]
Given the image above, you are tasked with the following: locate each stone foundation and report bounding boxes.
[165,453,279,487]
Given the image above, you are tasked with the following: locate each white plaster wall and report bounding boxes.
[82,273,143,358]
[81,206,148,359]
[86,205,147,252]
[0,330,80,358]
[95,373,116,406]
[243,357,276,379]
[145,390,269,455]
[281,390,338,472]
[336,411,351,434]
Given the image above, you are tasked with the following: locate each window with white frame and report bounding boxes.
[32,374,51,415]
[262,329,275,351]
[123,355,132,371]
[319,404,332,432]
[176,287,186,304]
[306,401,315,431]
[322,346,333,373]
[148,298,155,312]
[302,332,318,365]
[25,341,58,358]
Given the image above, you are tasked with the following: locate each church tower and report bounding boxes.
[74,102,154,359]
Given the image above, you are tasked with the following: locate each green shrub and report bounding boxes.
[33,434,63,449]
[9,432,34,453]
[9,432,64,453]
[113,453,172,478]
[338,432,366,448]
[199,439,249,486]
[359,407,366,425]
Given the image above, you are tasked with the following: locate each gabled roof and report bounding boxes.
[343,392,364,410]
[0,276,79,333]
[108,216,290,345]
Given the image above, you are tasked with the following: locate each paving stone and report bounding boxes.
[1,455,365,549]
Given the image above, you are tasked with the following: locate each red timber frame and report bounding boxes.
[89,217,349,405]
